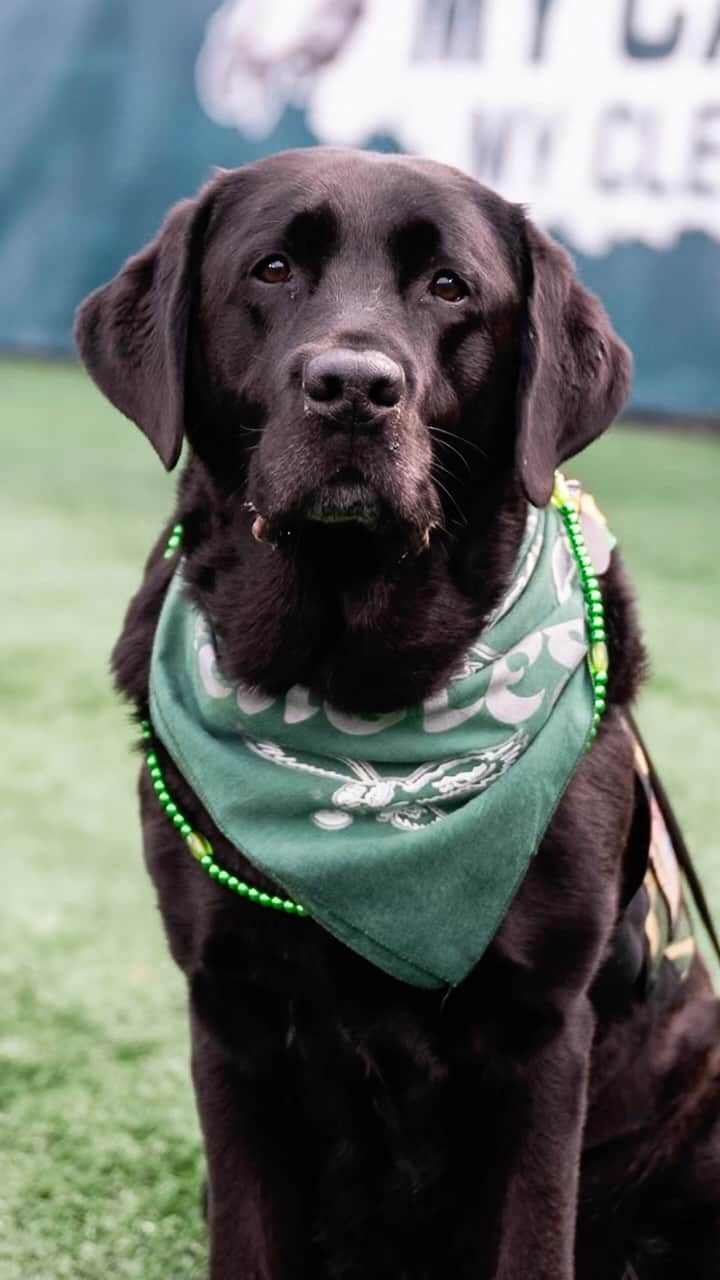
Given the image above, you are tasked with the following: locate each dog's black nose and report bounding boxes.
[304,348,405,416]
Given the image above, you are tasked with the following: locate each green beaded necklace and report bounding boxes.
[551,472,610,742]
[141,718,307,916]
[143,474,609,917]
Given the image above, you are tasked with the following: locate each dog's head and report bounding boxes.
[76,148,631,556]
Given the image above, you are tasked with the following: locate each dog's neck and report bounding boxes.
[177,459,528,714]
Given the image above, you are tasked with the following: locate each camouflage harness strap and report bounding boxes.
[631,728,697,985]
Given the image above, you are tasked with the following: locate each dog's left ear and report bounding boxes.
[516,222,632,507]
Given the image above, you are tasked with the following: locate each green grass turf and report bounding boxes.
[2,357,719,1278]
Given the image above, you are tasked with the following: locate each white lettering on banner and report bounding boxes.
[324,705,407,735]
[423,685,488,733]
[236,682,276,715]
[284,685,321,724]
[196,0,720,251]
[198,643,233,699]
[542,620,587,669]
[484,633,546,725]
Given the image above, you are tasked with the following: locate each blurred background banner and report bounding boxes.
[2,0,720,415]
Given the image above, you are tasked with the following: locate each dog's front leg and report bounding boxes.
[494,996,594,1280]
[190,1007,312,1280]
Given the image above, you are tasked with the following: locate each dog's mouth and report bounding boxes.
[248,470,436,555]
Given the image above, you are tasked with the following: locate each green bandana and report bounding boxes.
[149,503,599,989]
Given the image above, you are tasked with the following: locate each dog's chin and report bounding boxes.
[303,481,383,529]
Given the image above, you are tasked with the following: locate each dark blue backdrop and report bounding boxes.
[2,0,719,416]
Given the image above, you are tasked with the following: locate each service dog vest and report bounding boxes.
[149,501,610,988]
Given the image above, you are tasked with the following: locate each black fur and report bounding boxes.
[76,148,720,1280]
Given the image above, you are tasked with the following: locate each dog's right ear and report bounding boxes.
[74,191,214,470]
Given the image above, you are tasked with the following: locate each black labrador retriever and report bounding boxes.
[75,148,720,1280]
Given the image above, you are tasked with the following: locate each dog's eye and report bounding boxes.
[430,270,468,303]
[253,255,291,284]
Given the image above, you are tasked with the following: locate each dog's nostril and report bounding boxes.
[369,373,403,408]
[306,371,343,403]
[305,348,405,413]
